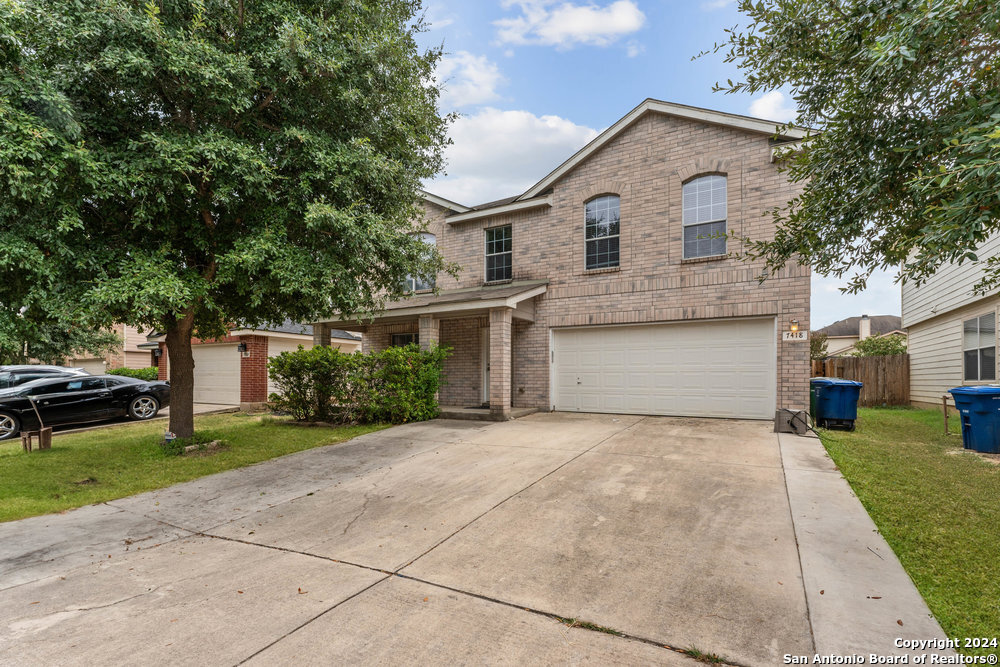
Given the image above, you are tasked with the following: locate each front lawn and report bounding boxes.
[0,413,386,523]
[819,408,1000,656]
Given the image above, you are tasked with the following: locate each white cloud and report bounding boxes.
[495,0,645,49]
[625,40,644,58]
[748,91,798,123]
[424,3,455,29]
[425,107,599,205]
[435,52,506,111]
[700,0,734,10]
[811,269,901,331]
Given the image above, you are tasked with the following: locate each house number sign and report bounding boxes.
[782,331,808,342]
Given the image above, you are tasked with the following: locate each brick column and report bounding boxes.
[156,342,168,381]
[312,323,331,347]
[489,307,512,420]
[418,315,440,350]
[239,335,269,407]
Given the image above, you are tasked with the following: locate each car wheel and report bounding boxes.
[0,412,20,441]
[128,395,159,421]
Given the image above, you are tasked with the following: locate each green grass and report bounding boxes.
[818,408,1000,655]
[0,413,386,523]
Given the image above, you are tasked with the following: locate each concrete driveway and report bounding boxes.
[0,413,951,665]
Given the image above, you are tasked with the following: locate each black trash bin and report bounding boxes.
[810,377,863,430]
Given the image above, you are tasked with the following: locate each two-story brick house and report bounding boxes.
[312,99,811,420]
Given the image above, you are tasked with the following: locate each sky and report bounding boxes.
[416,0,901,329]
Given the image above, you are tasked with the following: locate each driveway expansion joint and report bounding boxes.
[777,432,819,655]
[199,530,729,665]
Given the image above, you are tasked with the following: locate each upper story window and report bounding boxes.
[585,195,620,270]
[402,232,436,292]
[964,313,996,381]
[682,175,727,259]
[485,225,512,283]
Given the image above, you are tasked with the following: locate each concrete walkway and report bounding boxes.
[0,414,953,665]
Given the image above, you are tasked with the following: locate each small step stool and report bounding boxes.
[21,428,52,452]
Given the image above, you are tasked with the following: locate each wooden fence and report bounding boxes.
[811,354,910,407]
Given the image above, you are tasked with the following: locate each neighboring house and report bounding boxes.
[312,98,812,420]
[902,234,1000,409]
[813,315,905,357]
[151,321,361,407]
[68,324,155,374]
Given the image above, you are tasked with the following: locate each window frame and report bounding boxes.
[391,333,419,347]
[584,194,621,271]
[963,312,997,382]
[402,232,436,293]
[682,174,728,260]
[484,224,513,284]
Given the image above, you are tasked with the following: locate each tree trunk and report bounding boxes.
[165,318,196,439]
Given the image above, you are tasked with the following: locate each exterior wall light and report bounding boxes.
[790,320,800,332]
[237,342,247,353]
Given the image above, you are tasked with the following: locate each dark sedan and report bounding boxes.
[0,375,170,440]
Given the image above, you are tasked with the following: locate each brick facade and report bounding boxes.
[239,335,269,406]
[334,107,810,417]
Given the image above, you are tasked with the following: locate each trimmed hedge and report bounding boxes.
[267,344,449,424]
[107,366,159,381]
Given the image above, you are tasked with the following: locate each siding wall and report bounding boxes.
[908,296,1000,408]
[406,111,811,412]
[902,232,1000,328]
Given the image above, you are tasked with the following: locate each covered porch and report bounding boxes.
[311,280,547,420]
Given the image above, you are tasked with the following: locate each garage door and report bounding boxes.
[267,337,311,397]
[552,318,776,419]
[74,359,106,375]
[192,344,241,404]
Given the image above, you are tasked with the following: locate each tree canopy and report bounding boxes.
[713,0,1000,293]
[852,333,908,357]
[0,0,451,435]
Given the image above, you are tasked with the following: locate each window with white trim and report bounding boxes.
[682,175,727,259]
[485,225,512,283]
[964,313,996,381]
[585,195,620,269]
[402,232,436,292]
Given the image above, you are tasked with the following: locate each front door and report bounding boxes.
[481,328,490,405]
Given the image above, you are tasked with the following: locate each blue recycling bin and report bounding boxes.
[948,386,1000,454]
[810,377,863,431]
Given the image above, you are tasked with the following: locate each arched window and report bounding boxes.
[403,232,436,292]
[585,195,620,270]
[682,175,727,259]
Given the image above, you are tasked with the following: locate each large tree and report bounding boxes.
[713,0,1000,292]
[0,0,450,436]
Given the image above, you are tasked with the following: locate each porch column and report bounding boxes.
[419,315,439,350]
[312,323,331,347]
[489,307,512,420]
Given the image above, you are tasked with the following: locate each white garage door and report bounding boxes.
[192,344,241,404]
[552,318,776,419]
[267,337,311,397]
[74,359,106,375]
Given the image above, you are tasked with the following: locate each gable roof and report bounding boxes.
[815,315,903,337]
[420,98,810,220]
[417,189,470,214]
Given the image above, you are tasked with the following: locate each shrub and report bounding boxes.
[107,366,159,381]
[852,333,907,357]
[267,344,449,424]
